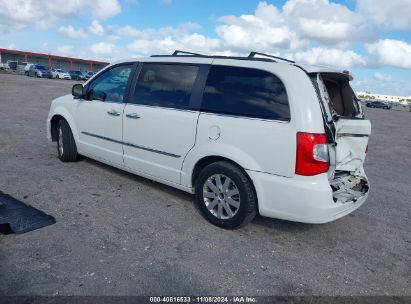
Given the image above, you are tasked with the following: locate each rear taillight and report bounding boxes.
[295,132,329,176]
[365,144,368,153]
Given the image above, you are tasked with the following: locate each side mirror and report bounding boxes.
[72,84,84,98]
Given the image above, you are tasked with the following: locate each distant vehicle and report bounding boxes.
[28,64,52,78]
[25,63,35,75]
[6,60,18,71]
[366,101,392,109]
[84,71,95,80]
[51,68,71,80]
[68,70,86,81]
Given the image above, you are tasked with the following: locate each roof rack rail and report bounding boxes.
[172,50,204,56]
[248,51,295,63]
[150,50,288,63]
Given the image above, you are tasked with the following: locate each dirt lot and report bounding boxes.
[0,73,410,296]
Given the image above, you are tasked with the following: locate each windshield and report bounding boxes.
[37,65,47,70]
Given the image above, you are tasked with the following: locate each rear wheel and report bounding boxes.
[195,161,257,229]
[57,119,78,162]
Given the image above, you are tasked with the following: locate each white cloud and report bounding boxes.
[357,0,411,30]
[0,0,121,32]
[215,2,303,52]
[56,45,75,56]
[284,0,373,44]
[291,47,366,67]
[90,42,115,56]
[214,0,374,53]
[127,33,222,57]
[88,20,105,36]
[367,39,411,69]
[373,72,393,82]
[58,25,87,39]
[93,0,121,19]
[124,1,370,66]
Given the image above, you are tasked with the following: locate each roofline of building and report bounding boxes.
[0,48,109,65]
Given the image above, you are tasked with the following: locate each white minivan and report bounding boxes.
[47,51,371,229]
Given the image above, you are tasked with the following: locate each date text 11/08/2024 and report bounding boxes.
[149,296,257,303]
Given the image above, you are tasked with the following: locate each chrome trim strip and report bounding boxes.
[337,133,369,138]
[82,131,123,144]
[123,141,181,158]
[81,131,181,158]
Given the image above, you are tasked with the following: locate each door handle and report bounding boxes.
[107,110,121,116]
[126,113,140,119]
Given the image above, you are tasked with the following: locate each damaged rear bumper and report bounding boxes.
[330,171,369,204]
[246,170,369,224]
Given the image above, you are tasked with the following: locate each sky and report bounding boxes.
[0,0,410,96]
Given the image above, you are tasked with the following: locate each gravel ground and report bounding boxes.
[0,73,410,296]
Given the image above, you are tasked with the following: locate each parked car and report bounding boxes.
[25,63,35,75]
[6,60,18,71]
[84,71,95,80]
[28,64,52,78]
[47,51,371,229]
[51,68,71,80]
[366,100,392,109]
[68,70,86,80]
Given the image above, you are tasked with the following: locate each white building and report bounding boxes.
[356,92,411,105]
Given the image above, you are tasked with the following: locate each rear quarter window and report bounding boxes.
[201,65,290,121]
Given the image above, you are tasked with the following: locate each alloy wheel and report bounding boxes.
[202,174,240,219]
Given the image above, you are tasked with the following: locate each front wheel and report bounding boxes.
[57,119,78,162]
[195,161,257,229]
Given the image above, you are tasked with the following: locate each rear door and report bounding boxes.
[315,73,371,174]
[122,61,210,184]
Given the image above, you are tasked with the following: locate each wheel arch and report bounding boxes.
[49,109,79,144]
[190,156,258,202]
[50,114,64,141]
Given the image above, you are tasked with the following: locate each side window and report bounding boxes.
[87,64,133,103]
[133,63,199,110]
[201,66,290,121]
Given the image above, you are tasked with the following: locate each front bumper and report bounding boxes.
[246,170,369,224]
[39,73,52,78]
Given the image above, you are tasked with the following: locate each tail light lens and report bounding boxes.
[365,144,368,153]
[296,132,329,176]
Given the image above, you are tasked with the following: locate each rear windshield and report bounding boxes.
[317,73,361,118]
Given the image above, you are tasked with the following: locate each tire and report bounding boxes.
[195,161,257,229]
[57,119,78,162]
